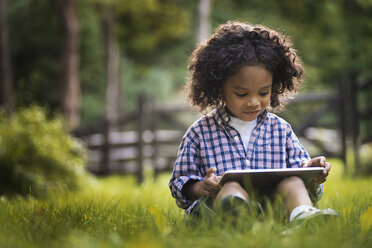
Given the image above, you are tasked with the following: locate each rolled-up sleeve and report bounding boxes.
[169,128,204,209]
[285,124,311,168]
[308,183,324,204]
[285,124,324,202]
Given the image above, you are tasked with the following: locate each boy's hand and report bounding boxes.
[195,167,222,198]
[302,156,331,185]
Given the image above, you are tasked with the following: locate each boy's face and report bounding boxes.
[223,65,272,122]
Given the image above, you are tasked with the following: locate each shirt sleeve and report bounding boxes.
[285,123,324,202]
[308,184,324,205]
[168,128,204,209]
[285,123,311,168]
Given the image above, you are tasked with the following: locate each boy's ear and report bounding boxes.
[219,87,224,97]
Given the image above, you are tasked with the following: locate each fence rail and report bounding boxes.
[74,79,372,180]
[74,94,194,182]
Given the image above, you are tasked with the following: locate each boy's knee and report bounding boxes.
[276,176,306,194]
[217,181,249,202]
[223,181,243,189]
[222,181,248,194]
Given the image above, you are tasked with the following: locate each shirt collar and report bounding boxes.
[257,109,268,125]
[213,106,230,126]
[213,106,268,127]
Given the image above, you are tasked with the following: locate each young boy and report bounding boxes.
[169,21,337,222]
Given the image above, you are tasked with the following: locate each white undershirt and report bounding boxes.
[229,116,257,151]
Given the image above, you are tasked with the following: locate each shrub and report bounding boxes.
[0,106,87,198]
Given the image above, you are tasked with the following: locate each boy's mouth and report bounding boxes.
[243,110,260,117]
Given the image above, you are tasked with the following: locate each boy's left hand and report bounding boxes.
[301,156,331,184]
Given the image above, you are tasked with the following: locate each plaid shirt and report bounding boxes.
[169,107,323,214]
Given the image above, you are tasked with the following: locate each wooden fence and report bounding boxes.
[73,94,197,182]
[283,91,343,159]
[338,78,372,172]
[73,80,372,181]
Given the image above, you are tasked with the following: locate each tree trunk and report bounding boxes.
[0,0,14,113]
[104,7,121,125]
[196,0,211,45]
[55,0,80,128]
[98,6,122,175]
[344,0,360,174]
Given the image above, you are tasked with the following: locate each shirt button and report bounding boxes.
[224,116,229,122]
[234,136,239,141]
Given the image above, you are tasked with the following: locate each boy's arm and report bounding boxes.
[285,124,325,202]
[302,156,331,183]
[182,167,221,201]
[285,124,311,168]
[302,156,331,204]
[168,131,205,209]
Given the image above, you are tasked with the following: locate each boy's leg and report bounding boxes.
[214,181,249,214]
[275,176,312,216]
[216,181,249,203]
[276,176,339,223]
[190,182,249,219]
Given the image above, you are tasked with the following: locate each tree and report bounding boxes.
[6,0,191,123]
[55,0,81,128]
[0,0,13,113]
[196,0,212,45]
[103,5,121,125]
[100,3,122,175]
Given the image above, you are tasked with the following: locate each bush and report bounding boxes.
[0,106,87,198]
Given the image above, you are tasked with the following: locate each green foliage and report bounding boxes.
[121,57,187,110]
[8,0,108,121]
[212,0,372,90]
[8,0,61,108]
[78,0,107,124]
[114,0,191,59]
[6,0,372,147]
[0,106,87,198]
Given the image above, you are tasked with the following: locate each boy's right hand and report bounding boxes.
[195,167,222,198]
[182,167,222,200]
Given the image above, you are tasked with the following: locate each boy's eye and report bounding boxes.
[259,92,270,96]
[235,92,247,97]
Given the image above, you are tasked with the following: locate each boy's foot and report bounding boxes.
[283,207,339,235]
[291,207,339,223]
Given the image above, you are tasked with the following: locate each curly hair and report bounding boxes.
[187,21,304,113]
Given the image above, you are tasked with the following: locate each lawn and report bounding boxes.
[0,159,371,248]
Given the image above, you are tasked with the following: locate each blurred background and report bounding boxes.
[0,0,371,197]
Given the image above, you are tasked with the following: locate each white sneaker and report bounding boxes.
[282,207,339,235]
[292,207,339,223]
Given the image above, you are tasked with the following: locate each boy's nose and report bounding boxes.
[246,97,260,107]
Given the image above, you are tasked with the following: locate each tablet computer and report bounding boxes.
[219,167,324,190]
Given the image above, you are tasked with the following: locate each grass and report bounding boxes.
[0,159,371,248]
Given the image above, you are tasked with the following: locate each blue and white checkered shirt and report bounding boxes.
[169,106,323,214]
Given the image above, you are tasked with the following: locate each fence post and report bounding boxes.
[137,93,145,183]
[338,82,347,170]
[349,75,360,174]
[99,119,110,175]
[149,95,160,177]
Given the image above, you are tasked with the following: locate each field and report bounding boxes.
[0,159,371,248]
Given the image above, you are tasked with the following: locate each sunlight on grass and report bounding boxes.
[0,160,371,248]
[360,206,372,238]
